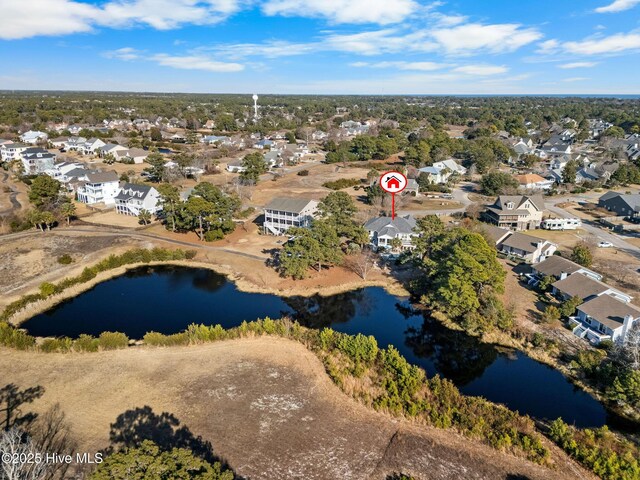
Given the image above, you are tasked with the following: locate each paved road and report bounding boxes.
[545,197,640,258]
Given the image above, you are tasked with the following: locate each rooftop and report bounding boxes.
[264,197,317,214]
[552,273,616,301]
[578,295,640,331]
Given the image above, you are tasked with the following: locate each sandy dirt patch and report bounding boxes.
[0,337,593,480]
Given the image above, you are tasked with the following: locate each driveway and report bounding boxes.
[545,197,640,259]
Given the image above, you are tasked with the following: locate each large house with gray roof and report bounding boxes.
[530,256,601,282]
[364,215,418,251]
[598,191,640,221]
[263,197,319,235]
[115,183,160,216]
[551,273,631,304]
[571,294,640,344]
[497,231,556,263]
[483,195,545,231]
[76,170,120,205]
[20,147,56,175]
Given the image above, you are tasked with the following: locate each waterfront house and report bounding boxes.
[364,215,418,251]
[531,256,602,281]
[571,294,640,344]
[115,183,160,216]
[552,273,631,303]
[21,147,56,175]
[263,197,319,235]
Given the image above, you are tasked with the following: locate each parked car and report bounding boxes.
[598,241,614,248]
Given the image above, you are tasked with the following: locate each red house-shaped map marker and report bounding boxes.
[384,175,401,189]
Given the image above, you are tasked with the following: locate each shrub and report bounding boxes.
[39,282,58,297]
[40,337,73,353]
[0,321,36,349]
[143,331,189,346]
[57,254,74,265]
[73,334,99,352]
[98,331,129,350]
[323,178,361,190]
[297,169,309,176]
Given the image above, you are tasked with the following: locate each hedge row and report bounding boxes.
[0,248,196,322]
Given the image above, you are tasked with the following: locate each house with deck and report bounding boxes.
[21,147,56,175]
[115,183,160,216]
[497,232,556,263]
[531,256,602,282]
[551,273,632,303]
[263,197,319,235]
[19,130,48,144]
[0,143,28,162]
[482,195,545,231]
[76,170,120,205]
[364,215,418,251]
[570,294,640,344]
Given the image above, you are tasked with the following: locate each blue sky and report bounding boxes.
[2,0,640,94]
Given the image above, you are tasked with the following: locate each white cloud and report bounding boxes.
[536,39,560,54]
[431,23,542,54]
[562,77,589,82]
[99,0,241,29]
[563,32,640,54]
[558,62,598,69]
[103,47,142,61]
[0,0,100,39]
[0,0,242,39]
[595,0,640,13]
[350,61,446,71]
[151,54,244,72]
[210,40,316,59]
[261,0,417,25]
[453,64,508,75]
[322,29,435,55]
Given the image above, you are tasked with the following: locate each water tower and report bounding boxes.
[252,94,259,120]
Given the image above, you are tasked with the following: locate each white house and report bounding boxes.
[63,136,87,151]
[98,143,129,159]
[263,197,319,235]
[364,215,418,251]
[19,130,48,144]
[571,294,640,344]
[44,161,86,183]
[498,232,557,263]
[531,255,602,282]
[513,138,534,156]
[115,183,160,216]
[76,170,120,205]
[552,272,632,304]
[0,143,29,162]
[21,148,56,175]
[418,159,466,185]
[226,159,246,173]
[122,148,149,164]
[81,138,107,155]
[253,139,276,150]
[201,135,231,145]
[515,174,555,191]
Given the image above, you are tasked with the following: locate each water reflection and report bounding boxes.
[21,265,614,428]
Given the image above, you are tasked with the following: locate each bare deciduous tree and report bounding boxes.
[614,324,640,371]
[0,428,49,480]
[345,249,377,280]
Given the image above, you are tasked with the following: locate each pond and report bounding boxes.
[22,265,619,429]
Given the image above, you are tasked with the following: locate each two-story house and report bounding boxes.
[263,197,319,235]
[364,215,418,252]
[115,183,160,216]
[1,143,29,163]
[20,147,57,175]
[76,171,120,205]
[483,195,545,231]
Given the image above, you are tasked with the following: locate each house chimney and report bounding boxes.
[620,314,635,342]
